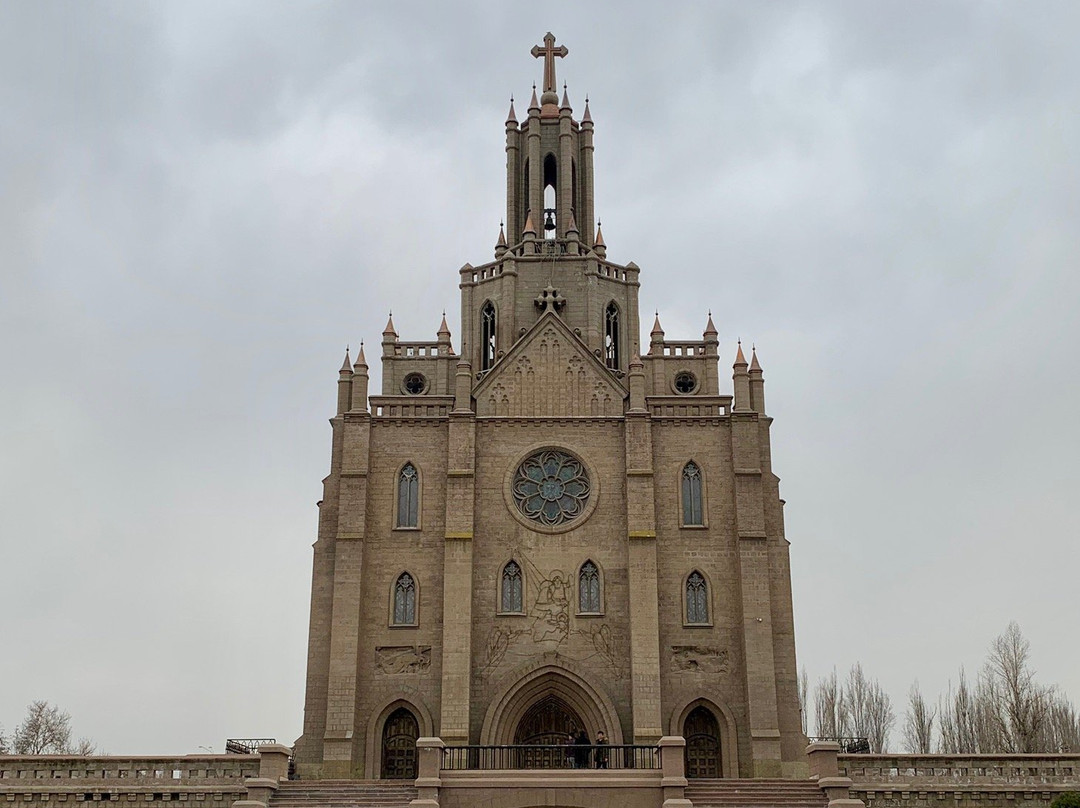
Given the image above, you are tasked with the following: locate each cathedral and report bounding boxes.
[293,33,805,784]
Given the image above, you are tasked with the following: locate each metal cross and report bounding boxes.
[531,32,568,94]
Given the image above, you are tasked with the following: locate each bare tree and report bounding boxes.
[799,667,809,736]
[0,723,9,755]
[903,681,936,753]
[814,669,849,739]
[12,701,95,755]
[980,622,1053,753]
[939,668,979,752]
[843,664,894,752]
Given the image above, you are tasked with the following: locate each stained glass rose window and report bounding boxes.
[512,449,591,527]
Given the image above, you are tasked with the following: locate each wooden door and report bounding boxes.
[684,706,721,778]
[381,707,419,779]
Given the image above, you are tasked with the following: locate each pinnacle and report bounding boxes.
[383,313,397,336]
[523,209,536,236]
[529,85,540,111]
[438,313,451,337]
[561,85,571,110]
[506,97,517,124]
[496,222,507,247]
[651,312,664,335]
[704,312,718,336]
[355,342,368,367]
[567,210,579,234]
[594,221,605,247]
[339,348,352,373]
[582,97,592,123]
[750,345,762,371]
[734,340,747,366]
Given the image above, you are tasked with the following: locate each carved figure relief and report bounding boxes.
[670,645,729,674]
[375,645,432,675]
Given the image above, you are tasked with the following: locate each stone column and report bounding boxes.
[625,412,663,742]
[807,742,864,808]
[411,737,444,808]
[233,745,293,808]
[659,736,692,808]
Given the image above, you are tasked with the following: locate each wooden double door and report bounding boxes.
[684,706,722,778]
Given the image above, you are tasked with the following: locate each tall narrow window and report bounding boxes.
[579,560,600,613]
[682,461,703,526]
[501,561,523,614]
[604,302,620,369]
[481,301,496,371]
[397,463,419,528]
[686,571,709,625]
[393,572,417,625]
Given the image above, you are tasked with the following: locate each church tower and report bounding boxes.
[294,34,806,782]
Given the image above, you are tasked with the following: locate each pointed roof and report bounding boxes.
[496,222,507,247]
[355,342,367,367]
[383,313,397,336]
[594,221,605,247]
[528,84,540,112]
[560,85,571,109]
[750,346,762,372]
[438,312,452,337]
[567,211,579,234]
[523,209,536,236]
[506,97,517,124]
[704,312,717,336]
[582,97,592,124]
[734,340,747,366]
[339,348,352,373]
[651,312,664,336]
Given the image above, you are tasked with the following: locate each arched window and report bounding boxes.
[480,301,496,371]
[393,572,417,625]
[681,461,703,526]
[397,463,419,528]
[501,560,523,614]
[604,301,620,369]
[578,560,601,613]
[686,570,709,625]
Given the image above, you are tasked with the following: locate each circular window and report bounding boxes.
[673,370,698,395]
[402,373,428,395]
[512,449,591,528]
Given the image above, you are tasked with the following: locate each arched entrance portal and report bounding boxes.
[513,694,585,768]
[380,707,419,779]
[684,705,722,778]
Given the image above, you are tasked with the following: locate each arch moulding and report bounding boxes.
[669,694,739,779]
[363,690,434,779]
[480,656,624,745]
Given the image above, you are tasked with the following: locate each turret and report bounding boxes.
[381,313,398,357]
[593,221,606,258]
[453,359,473,413]
[749,346,766,415]
[437,313,453,353]
[628,355,646,412]
[649,313,664,354]
[336,348,352,415]
[350,343,369,413]
[495,222,507,258]
[733,341,751,412]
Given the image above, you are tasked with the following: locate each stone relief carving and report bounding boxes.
[375,645,431,675]
[669,645,729,674]
[479,555,626,680]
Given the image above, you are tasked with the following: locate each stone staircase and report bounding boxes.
[685,778,828,808]
[270,780,417,808]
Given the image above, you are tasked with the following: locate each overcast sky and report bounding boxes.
[2,2,1078,755]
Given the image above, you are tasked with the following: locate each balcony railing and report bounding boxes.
[809,735,872,753]
[442,744,659,770]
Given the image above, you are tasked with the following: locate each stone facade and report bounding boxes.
[293,33,805,781]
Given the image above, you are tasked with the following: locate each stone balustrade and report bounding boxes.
[840,754,1080,786]
[0,756,258,786]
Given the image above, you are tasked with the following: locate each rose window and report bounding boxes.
[512,449,591,527]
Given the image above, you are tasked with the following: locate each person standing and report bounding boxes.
[593,730,609,769]
[573,728,590,769]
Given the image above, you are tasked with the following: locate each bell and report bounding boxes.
[543,209,556,232]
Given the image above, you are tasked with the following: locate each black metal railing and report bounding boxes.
[224,738,277,755]
[442,744,660,770]
[808,736,871,753]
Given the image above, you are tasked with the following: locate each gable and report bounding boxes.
[474,312,627,417]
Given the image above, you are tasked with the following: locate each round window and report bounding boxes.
[673,371,698,395]
[402,373,428,395]
[512,449,591,528]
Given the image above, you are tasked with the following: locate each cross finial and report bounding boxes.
[531,32,568,94]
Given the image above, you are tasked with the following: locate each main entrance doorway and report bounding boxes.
[684,705,721,778]
[514,694,585,768]
[381,707,419,779]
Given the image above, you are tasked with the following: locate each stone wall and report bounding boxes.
[840,753,1080,808]
[0,756,256,808]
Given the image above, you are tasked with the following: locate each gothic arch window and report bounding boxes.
[543,153,558,238]
[684,705,721,778]
[480,301,496,372]
[604,301,620,370]
[685,570,710,626]
[500,560,524,614]
[578,559,601,614]
[380,706,419,779]
[396,462,420,528]
[392,572,417,626]
[681,461,704,527]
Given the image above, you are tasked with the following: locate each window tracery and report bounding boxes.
[682,461,703,526]
[393,572,417,625]
[397,463,419,528]
[512,449,591,527]
[578,560,600,613]
[481,301,496,371]
[686,570,709,625]
[501,560,523,614]
[604,301,620,369]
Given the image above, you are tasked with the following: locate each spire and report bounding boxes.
[651,312,664,337]
[560,84,571,111]
[582,96,592,124]
[704,312,717,337]
[566,210,579,238]
[355,341,368,368]
[496,222,507,247]
[528,84,540,113]
[339,347,352,374]
[734,339,747,366]
[438,312,452,340]
[750,345,761,371]
[383,313,397,337]
[506,96,517,125]
[594,221,605,247]
[523,209,537,238]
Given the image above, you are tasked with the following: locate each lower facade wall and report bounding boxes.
[436,770,666,808]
